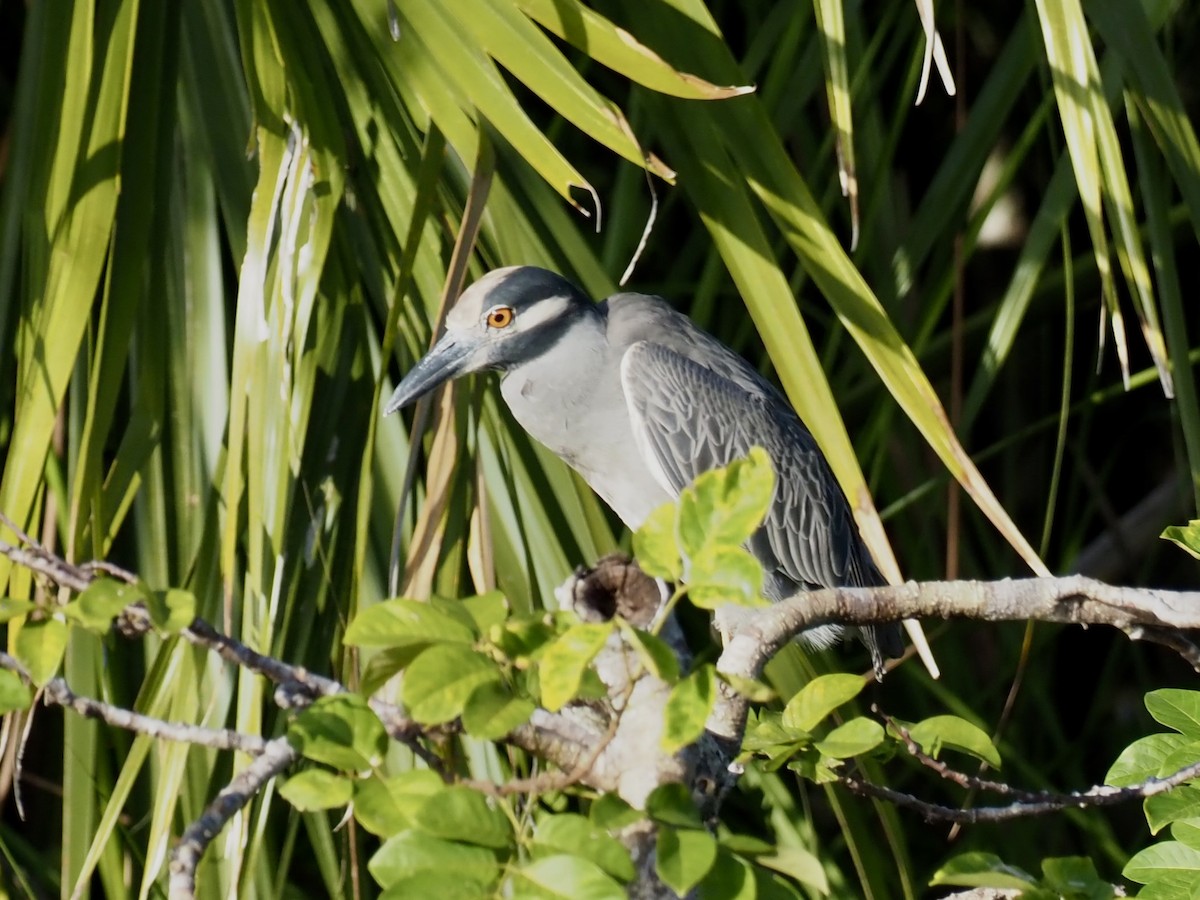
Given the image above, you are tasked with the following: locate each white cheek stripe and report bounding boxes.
[508,293,574,332]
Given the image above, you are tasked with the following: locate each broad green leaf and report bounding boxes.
[814,717,885,759]
[402,644,502,724]
[461,681,535,740]
[1108,734,1192,787]
[1124,840,1200,885]
[66,579,146,634]
[1172,818,1200,852]
[699,850,755,900]
[1158,742,1200,779]
[360,646,427,697]
[345,597,477,648]
[459,591,509,633]
[686,546,767,610]
[539,622,613,712]
[15,616,67,686]
[413,787,512,849]
[930,852,1038,889]
[662,664,717,753]
[656,826,718,896]
[716,672,776,703]
[1146,786,1200,835]
[510,854,625,899]
[279,769,353,811]
[620,623,681,683]
[1040,856,1112,898]
[780,673,867,734]
[646,783,703,829]
[755,845,829,894]
[532,814,635,881]
[1148,689,1200,738]
[145,588,196,634]
[288,694,388,772]
[354,771,447,839]
[380,873,494,900]
[492,617,557,660]
[0,670,32,713]
[905,715,1002,769]
[589,794,641,831]
[632,501,683,581]
[369,830,499,890]
[677,447,774,558]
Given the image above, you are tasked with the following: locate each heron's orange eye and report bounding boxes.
[486,306,515,329]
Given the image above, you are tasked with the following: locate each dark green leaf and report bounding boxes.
[360,646,427,697]
[461,681,535,739]
[379,872,493,899]
[656,826,718,896]
[780,673,866,734]
[402,644,502,724]
[413,786,512,848]
[0,597,36,623]
[539,622,612,712]
[1040,856,1114,899]
[755,846,828,893]
[699,849,755,899]
[492,617,557,659]
[662,664,716,752]
[620,623,680,683]
[288,694,388,772]
[646,783,702,828]
[279,769,353,811]
[589,794,641,830]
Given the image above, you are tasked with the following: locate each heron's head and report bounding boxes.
[384,266,593,413]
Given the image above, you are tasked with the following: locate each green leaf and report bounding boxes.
[279,769,353,811]
[1146,786,1200,835]
[288,694,388,772]
[755,845,829,894]
[686,546,767,610]
[813,717,885,759]
[716,672,776,703]
[492,617,557,660]
[589,794,641,831]
[1147,690,1200,739]
[929,852,1038,889]
[66,578,146,633]
[379,873,494,900]
[459,591,509,633]
[1040,856,1113,899]
[905,715,1002,769]
[1108,734,1192,787]
[780,673,866,734]
[677,447,774,558]
[1172,818,1200,852]
[345,598,477,648]
[646,783,702,829]
[0,669,33,713]
[413,786,512,849]
[632,501,683,580]
[620,623,681,683]
[699,850,755,899]
[145,588,196,633]
[402,644,502,725]
[354,771,447,838]
[0,597,36,623]
[15,616,67,686]
[360,646,427,697]
[510,855,626,899]
[1162,521,1200,559]
[656,826,718,896]
[531,814,634,881]
[461,681,535,740]
[539,622,613,712]
[662,664,717,753]
[369,830,499,890]
[1124,840,1200,885]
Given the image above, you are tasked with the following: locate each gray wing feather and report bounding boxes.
[620,341,881,595]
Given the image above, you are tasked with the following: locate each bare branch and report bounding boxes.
[168,736,300,899]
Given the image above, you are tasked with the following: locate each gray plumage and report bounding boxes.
[386,266,902,670]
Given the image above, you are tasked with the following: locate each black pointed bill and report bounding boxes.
[384,333,474,414]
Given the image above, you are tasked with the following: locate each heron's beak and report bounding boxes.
[384,333,474,414]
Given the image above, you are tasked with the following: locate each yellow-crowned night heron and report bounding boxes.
[386,266,903,671]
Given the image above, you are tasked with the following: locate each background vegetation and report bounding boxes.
[0,0,1197,896]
